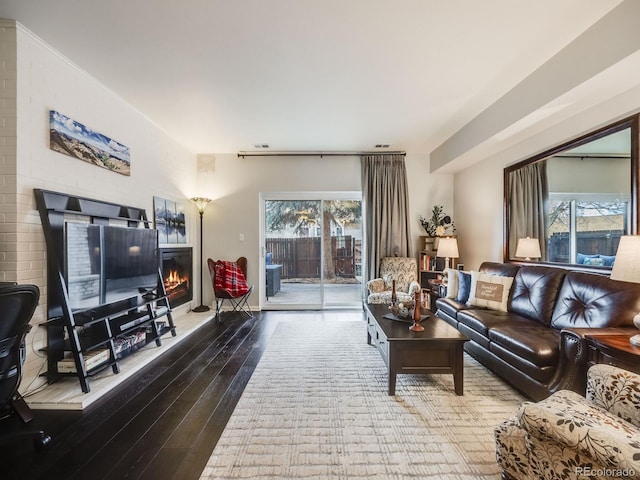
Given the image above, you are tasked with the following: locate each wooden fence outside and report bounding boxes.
[548,231,622,263]
[266,236,359,279]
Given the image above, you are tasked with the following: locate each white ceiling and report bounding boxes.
[0,0,625,156]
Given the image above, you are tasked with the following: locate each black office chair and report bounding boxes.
[0,284,51,449]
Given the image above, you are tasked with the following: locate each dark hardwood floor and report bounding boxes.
[0,309,360,480]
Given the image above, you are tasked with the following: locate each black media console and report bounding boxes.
[34,189,176,393]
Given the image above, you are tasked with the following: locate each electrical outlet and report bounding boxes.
[239,233,245,241]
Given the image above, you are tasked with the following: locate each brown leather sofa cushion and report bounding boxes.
[489,324,559,368]
[489,342,557,383]
[551,272,640,329]
[456,309,535,347]
[509,266,566,326]
[435,297,470,320]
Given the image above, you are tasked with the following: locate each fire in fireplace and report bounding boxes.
[160,247,193,308]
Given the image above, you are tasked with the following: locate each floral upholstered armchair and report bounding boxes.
[366,256,421,305]
[495,364,640,480]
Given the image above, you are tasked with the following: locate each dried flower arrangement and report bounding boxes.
[419,205,455,237]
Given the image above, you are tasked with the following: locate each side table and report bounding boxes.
[585,334,640,375]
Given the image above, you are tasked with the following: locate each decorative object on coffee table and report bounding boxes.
[390,279,397,305]
[409,290,424,331]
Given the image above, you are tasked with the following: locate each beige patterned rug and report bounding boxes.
[200,320,526,479]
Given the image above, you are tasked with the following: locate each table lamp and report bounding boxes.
[515,237,541,261]
[610,236,640,345]
[436,237,459,271]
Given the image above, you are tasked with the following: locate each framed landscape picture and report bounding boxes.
[154,196,186,244]
[49,110,131,176]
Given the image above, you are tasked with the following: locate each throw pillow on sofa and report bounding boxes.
[467,272,514,312]
[445,268,459,299]
[583,257,605,266]
[456,271,472,303]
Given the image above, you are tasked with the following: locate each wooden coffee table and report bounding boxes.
[365,303,469,395]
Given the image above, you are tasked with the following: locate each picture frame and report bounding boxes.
[49,110,131,176]
[153,196,186,244]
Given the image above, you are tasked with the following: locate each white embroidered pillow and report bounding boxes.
[445,268,459,299]
[467,272,514,312]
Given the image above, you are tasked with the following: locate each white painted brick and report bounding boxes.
[7,24,198,384]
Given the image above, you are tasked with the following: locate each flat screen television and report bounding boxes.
[65,222,159,310]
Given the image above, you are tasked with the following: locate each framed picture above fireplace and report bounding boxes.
[153,196,187,244]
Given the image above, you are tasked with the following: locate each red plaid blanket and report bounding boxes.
[214,260,250,297]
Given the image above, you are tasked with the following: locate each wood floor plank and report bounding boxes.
[2,310,360,480]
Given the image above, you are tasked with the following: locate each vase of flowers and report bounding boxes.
[420,205,455,250]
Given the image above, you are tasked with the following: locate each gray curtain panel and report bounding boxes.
[508,161,548,259]
[361,154,412,280]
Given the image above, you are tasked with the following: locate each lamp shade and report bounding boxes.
[611,236,640,283]
[515,237,541,259]
[436,237,459,259]
[191,197,212,214]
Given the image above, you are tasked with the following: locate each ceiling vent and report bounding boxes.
[375,144,391,148]
[253,144,270,149]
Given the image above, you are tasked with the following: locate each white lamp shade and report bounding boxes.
[436,237,459,259]
[611,236,640,282]
[515,237,541,259]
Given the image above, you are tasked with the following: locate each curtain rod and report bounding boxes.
[237,151,406,158]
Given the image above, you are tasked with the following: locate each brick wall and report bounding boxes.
[0,22,17,285]
[2,19,198,393]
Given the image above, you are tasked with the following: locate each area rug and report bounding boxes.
[200,320,526,479]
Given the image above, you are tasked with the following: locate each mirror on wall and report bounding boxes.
[504,115,639,269]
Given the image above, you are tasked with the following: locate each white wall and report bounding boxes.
[454,84,640,271]
[7,21,198,393]
[2,19,456,396]
[196,152,453,308]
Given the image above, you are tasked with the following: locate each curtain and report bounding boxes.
[361,154,411,280]
[508,161,548,259]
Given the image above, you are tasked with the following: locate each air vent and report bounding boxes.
[253,144,270,149]
[375,144,391,148]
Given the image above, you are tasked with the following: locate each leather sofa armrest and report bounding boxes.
[549,327,638,395]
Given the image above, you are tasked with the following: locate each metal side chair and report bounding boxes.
[207,257,254,323]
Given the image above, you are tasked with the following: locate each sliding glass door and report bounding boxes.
[260,193,363,309]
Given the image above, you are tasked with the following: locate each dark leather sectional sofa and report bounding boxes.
[436,262,640,400]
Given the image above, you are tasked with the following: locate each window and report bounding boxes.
[547,194,629,265]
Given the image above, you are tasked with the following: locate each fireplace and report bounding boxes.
[159,247,193,308]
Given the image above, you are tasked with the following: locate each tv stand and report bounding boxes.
[34,189,177,393]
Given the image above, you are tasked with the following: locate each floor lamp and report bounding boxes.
[191,197,212,312]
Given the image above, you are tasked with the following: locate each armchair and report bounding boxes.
[366,256,421,305]
[495,364,640,479]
